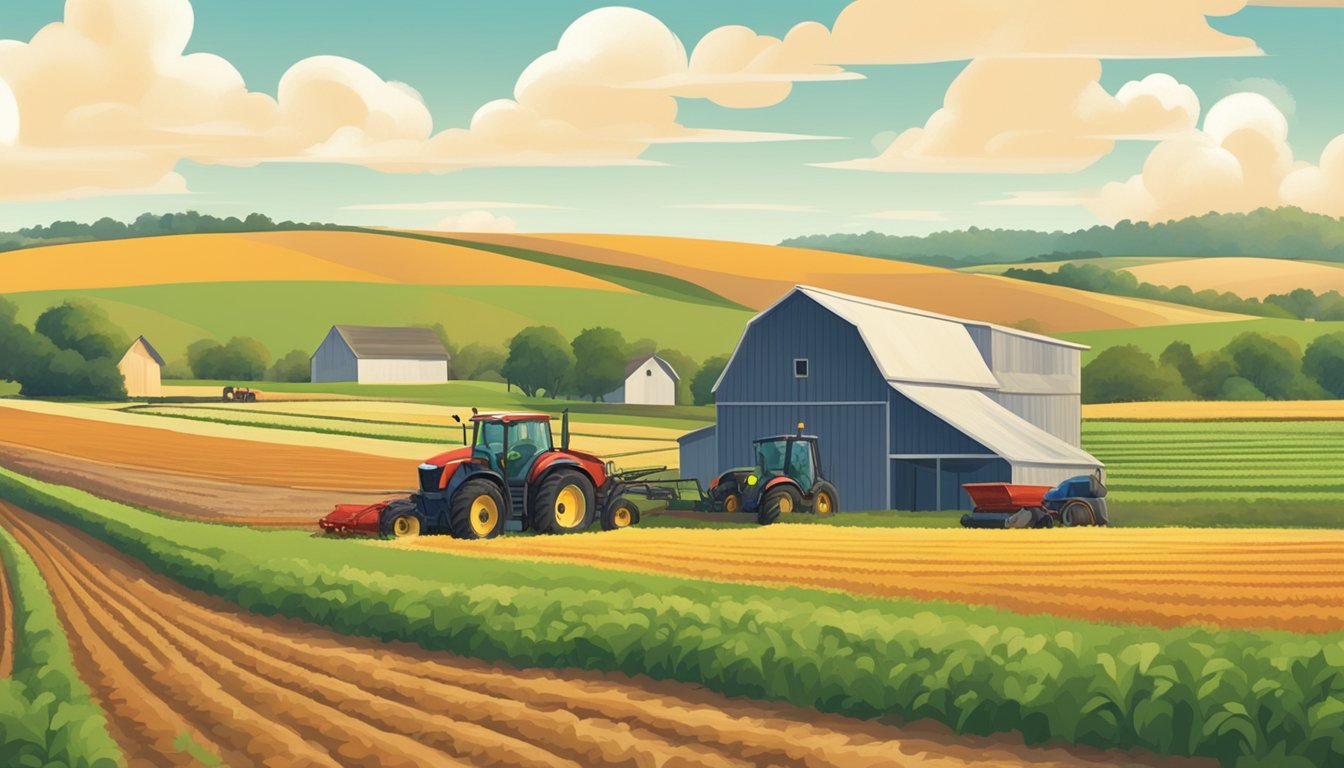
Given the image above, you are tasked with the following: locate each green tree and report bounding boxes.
[571,327,627,402]
[186,338,219,374]
[454,342,507,382]
[265,349,311,382]
[502,326,573,398]
[1225,333,1307,399]
[192,337,271,380]
[1082,345,1188,404]
[654,348,697,405]
[33,299,128,361]
[0,298,126,399]
[1304,332,1344,397]
[415,323,459,374]
[627,338,658,359]
[691,354,730,406]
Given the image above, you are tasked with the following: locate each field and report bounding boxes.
[962,257,1177,275]
[1125,257,1344,299]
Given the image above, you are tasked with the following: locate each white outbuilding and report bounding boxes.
[606,354,679,405]
[310,325,449,384]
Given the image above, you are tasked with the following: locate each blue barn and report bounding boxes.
[679,286,1101,511]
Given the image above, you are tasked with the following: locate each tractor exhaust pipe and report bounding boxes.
[561,408,571,450]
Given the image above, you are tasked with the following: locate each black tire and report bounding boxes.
[449,479,507,539]
[601,498,639,531]
[758,484,802,526]
[811,481,840,516]
[1034,512,1054,529]
[222,386,234,402]
[380,498,422,539]
[532,469,595,534]
[1061,501,1094,527]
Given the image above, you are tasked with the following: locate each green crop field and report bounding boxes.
[2,281,752,363]
[1084,420,1344,503]
[1062,317,1344,363]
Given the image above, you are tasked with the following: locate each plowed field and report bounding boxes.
[397,526,1344,633]
[0,504,1197,768]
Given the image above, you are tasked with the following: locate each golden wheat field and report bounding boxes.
[1083,400,1344,421]
[1125,257,1344,299]
[395,525,1344,633]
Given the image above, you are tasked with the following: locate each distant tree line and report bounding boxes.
[0,298,127,398]
[781,207,1344,267]
[1083,332,1344,403]
[0,211,340,252]
[1001,262,1344,320]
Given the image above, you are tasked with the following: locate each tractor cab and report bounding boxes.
[469,412,552,482]
[708,422,840,524]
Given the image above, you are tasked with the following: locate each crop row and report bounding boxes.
[2,468,1343,766]
[0,521,122,767]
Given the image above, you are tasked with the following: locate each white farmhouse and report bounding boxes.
[606,355,679,405]
[310,325,449,384]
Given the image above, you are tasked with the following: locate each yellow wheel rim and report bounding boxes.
[470,494,499,536]
[724,494,740,514]
[555,484,585,529]
[778,493,794,514]
[815,491,833,516]
[613,506,632,527]
[392,515,420,538]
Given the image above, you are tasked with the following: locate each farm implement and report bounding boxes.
[960,472,1109,529]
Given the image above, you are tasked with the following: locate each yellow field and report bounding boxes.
[0,231,629,293]
[1125,257,1344,299]
[470,232,1245,332]
[395,525,1344,633]
[1083,400,1344,421]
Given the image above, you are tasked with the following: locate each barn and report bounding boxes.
[606,355,679,405]
[679,286,1101,511]
[310,325,450,384]
[117,335,164,397]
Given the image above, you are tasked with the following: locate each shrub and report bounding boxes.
[190,336,271,380]
[1082,345,1189,403]
[453,342,507,382]
[691,354,730,405]
[265,349,310,382]
[1304,332,1344,397]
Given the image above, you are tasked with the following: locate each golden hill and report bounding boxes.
[1124,257,1344,299]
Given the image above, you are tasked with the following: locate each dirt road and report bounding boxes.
[0,503,1203,768]
[397,526,1344,633]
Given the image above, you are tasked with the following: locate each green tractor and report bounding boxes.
[707,424,839,525]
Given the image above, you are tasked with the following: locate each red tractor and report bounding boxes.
[319,410,628,539]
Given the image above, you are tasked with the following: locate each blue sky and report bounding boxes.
[0,1,1340,241]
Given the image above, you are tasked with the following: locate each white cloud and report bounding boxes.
[856,209,948,221]
[671,203,819,212]
[980,191,1093,207]
[432,210,517,233]
[818,59,1199,174]
[1221,77,1296,116]
[343,200,567,211]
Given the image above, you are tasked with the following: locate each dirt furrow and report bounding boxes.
[0,543,13,678]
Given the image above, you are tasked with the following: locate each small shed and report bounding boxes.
[310,325,450,384]
[606,355,679,405]
[118,336,164,397]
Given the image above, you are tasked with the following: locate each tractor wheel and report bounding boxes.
[1061,501,1094,527]
[222,386,234,402]
[381,499,422,539]
[602,498,638,531]
[758,485,802,526]
[533,469,595,534]
[722,490,742,514]
[449,479,506,539]
[811,481,840,516]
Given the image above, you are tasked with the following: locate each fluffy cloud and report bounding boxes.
[1093,93,1344,221]
[432,210,517,233]
[820,59,1199,174]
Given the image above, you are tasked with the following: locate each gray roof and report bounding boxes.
[129,335,165,365]
[330,325,450,360]
[626,354,680,381]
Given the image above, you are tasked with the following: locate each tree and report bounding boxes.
[654,348,697,405]
[415,323,459,374]
[626,338,658,359]
[191,337,271,380]
[266,350,311,382]
[454,342,507,382]
[33,299,128,361]
[0,297,126,399]
[1081,345,1188,404]
[501,326,573,398]
[1225,333,1308,399]
[570,327,627,402]
[691,354,730,406]
[1304,332,1344,397]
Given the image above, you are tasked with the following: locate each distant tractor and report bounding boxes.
[320,410,632,539]
[706,424,839,525]
[222,385,261,403]
[961,471,1109,529]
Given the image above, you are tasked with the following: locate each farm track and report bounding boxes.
[0,505,1202,768]
[399,527,1344,633]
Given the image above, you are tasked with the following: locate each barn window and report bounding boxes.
[793,358,809,378]
[646,369,653,376]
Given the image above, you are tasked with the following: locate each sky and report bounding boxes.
[0,1,1341,242]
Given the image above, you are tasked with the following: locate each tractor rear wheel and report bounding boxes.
[1061,501,1094,527]
[533,469,595,534]
[758,485,802,526]
[812,481,839,516]
[450,479,506,539]
[381,499,422,539]
[602,498,638,531]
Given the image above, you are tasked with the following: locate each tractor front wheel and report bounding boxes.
[758,485,802,526]
[381,499,422,539]
[533,469,595,534]
[602,498,638,531]
[811,481,839,516]
[450,479,506,539]
[1061,501,1094,527]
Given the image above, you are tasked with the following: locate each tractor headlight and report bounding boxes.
[746,474,758,486]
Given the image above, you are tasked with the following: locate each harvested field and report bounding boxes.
[0,504,1196,768]
[1125,256,1344,299]
[396,526,1344,633]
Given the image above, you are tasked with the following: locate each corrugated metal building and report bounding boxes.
[679,286,1100,511]
[310,325,450,384]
